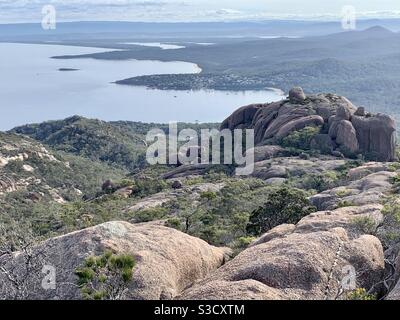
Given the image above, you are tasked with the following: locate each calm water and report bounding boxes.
[0,43,284,130]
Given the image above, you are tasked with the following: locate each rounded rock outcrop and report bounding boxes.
[179,227,384,300]
[221,89,396,161]
[289,87,306,103]
[335,120,359,154]
[0,221,229,300]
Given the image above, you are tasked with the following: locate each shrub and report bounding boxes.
[235,236,256,248]
[246,186,316,236]
[132,207,168,223]
[337,200,356,208]
[281,126,320,150]
[165,218,183,230]
[75,251,136,300]
[382,200,400,224]
[336,188,352,198]
[352,216,376,235]
[346,288,376,300]
[119,179,135,188]
[338,145,358,159]
[380,198,400,246]
[301,171,339,192]
[132,178,168,198]
[336,160,363,177]
[388,163,400,172]
[391,174,400,193]
[200,191,218,201]
[4,160,24,173]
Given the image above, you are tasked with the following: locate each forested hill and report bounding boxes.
[10,116,219,171]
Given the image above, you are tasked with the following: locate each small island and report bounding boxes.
[58,68,79,72]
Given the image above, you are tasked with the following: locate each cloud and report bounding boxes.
[0,0,188,22]
[0,0,400,23]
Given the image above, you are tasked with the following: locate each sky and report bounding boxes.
[1,0,400,23]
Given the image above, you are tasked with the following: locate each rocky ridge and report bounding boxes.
[0,133,70,201]
[222,87,396,161]
[3,158,400,300]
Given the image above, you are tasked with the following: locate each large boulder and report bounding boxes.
[251,156,346,181]
[275,115,324,140]
[310,171,397,210]
[250,224,296,247]
[335,120,359,154]
[221,88,396,161]
[387,281,400,300]
[262,105,313,140]
[179,228,384,300]
[289,87,306,103]
[310,134,336,153]
[295,204,384,238]
[0,222,229,300]
[347,162,392,180]
[247,145,286,162]
[221,104,262,130]
[336,105,352,121]
[351,114,396,161]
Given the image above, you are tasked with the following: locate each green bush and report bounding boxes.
[281,126,320,150]
[391,174,400,193]
[336,188,352,198]
[300,171,339,192]
[165,218,183,230]
[337,200,356,208]
[235,236,256,248]
[346,288,376,301]
[132,207,168,223]
[352,216,376,235]
[75,251,136,300]
[382,199,400,224]
[380,198,400,247]
[246,186,316,236]
[388,163,400,172]
[200,191,218,201]
[132,178,168,198]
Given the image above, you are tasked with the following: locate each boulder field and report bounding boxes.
[3,167,400,300]
[221,87,396,162]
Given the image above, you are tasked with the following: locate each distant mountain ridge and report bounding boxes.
[1,19,400,41]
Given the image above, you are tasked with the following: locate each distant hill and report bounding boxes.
[10,116,219,171]
[2,19,400,42]
[10,116,154,171]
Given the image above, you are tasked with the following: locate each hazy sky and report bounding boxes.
[1,0,400,23]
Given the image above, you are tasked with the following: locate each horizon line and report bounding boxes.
[2,16,400,26]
